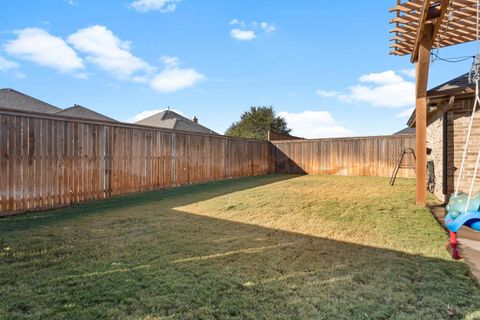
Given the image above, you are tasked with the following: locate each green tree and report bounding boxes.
[225,106,291,140]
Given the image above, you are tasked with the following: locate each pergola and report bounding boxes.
[389,0,478,206]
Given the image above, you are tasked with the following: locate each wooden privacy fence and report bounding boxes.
[272,135,416,177]
[0,108,417,215]
[0,109,275,214]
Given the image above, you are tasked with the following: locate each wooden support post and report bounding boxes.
[415,24,434,206]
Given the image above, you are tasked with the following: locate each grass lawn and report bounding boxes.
[1,174,480,319]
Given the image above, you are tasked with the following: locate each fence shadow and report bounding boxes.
[0,174,300,232]
[271,135,416,177]
[272,146,307,174]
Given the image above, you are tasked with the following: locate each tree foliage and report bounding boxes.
[225,106,291,140]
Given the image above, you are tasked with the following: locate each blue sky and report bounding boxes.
[0,0,476,137]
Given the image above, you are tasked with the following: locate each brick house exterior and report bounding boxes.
[408,73,478,202]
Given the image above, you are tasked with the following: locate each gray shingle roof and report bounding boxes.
[393,127,415,135]
[135,110,218,135]
[427,73,474,98]
[0,88,61,114]
[55,105,117,122]
[406,73,475,127]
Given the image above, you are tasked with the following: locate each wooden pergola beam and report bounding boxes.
[390,0,478,57]
[411,0,432,62]
[408,0,450,206]
[415,23,434,206]
[389,1,477,205]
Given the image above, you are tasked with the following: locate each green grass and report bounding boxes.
[1,174,480,319]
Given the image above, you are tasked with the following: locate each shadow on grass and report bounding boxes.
[0,174,479,319]
[0,174,300,233]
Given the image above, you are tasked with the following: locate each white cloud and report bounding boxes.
[149,56,205,92]
[130,0,180,13]
[337,70,415,108]
[0,56,25,79]
[316,89,340,98]
[396,107,414,118]
[358,70,404,84]
[132,75,150,83]
[151,68,205,92]
[260,22,276,33]
[68,0,78,6]
[0,56,19,71]
[229,19,275,41]
[128,108,184,123]
[400,68,415,78]
[278,110,353,139]
[230,28,256,41]
[4,25,204,92]
[160,55,180,68]
[67,25,153,79]
[230,19,245,27]
[73,72,89,80]
[4,28,84,73]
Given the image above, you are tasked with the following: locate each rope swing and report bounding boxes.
[453,0,480,211]
[462,0,480,212]
[445,0,480,240]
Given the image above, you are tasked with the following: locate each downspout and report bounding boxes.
[442,96,455,201]
[442,109,448,198]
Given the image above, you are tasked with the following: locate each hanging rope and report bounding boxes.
[454,75,479,197]
[459,0,480,212]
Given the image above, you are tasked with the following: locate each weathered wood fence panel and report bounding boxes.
[0,110,275,214]
[272,135,416,178]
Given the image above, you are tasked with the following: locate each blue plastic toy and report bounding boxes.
[444,192,480,259]
[445,192,480,232]
[445,210,480,232]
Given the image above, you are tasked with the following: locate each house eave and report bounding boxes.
[406,88,475,128]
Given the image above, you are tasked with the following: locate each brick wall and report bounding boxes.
[427,96,480,202]
[426,108,445,201]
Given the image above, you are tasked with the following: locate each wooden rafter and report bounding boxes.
[389,0,478,61]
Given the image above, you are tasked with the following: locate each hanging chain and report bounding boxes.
[432,0,454,63]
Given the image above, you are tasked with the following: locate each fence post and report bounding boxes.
[223,138,227,178]
[172,132,176,186]
[104,126,110,198]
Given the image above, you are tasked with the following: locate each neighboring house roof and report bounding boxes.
[393,127,416,135]
[0,88,61,114]
[135,110,218,135]
[55,104,117,122]
[407,73,475,127]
